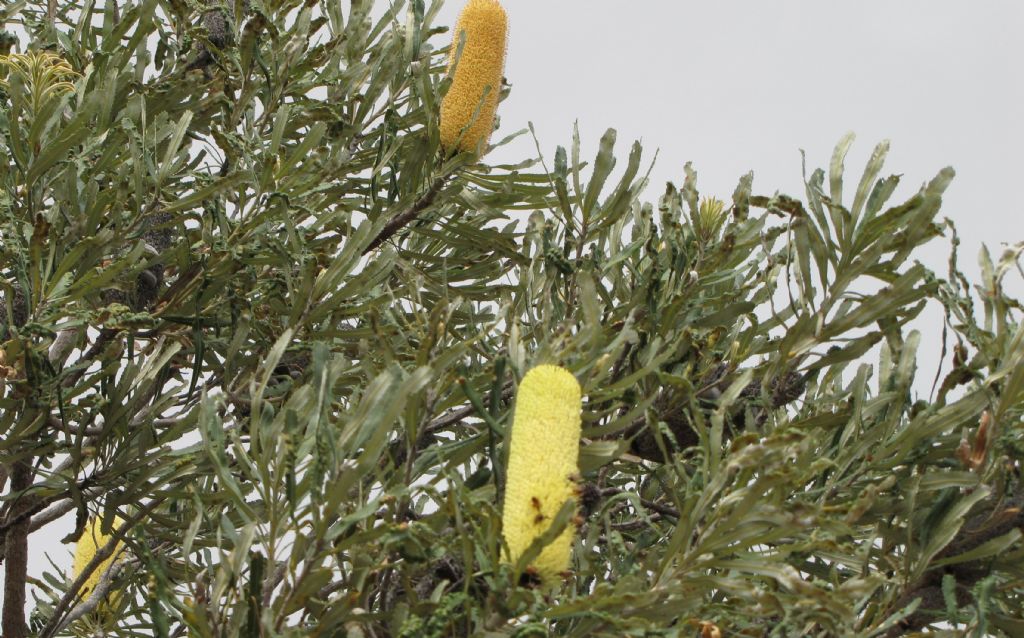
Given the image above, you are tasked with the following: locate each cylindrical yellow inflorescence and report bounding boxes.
[72,516,125,602]
[439,0,508,154]
[501,365,582,582]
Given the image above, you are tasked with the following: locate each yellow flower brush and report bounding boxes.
[439,0,508,154]
[501,365,582,582]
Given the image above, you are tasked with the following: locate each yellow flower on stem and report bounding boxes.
[501,364,582,582]
[439,0,508,155]
[71,516,126,606]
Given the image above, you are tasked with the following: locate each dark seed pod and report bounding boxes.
[133,264,165,311]
[886,584,971,637]
[379,552,467,613]
[576,481,602,518]
[133,210,174,311]
[143,211,174,253]
[101,288,130,307]
[627,366,809,463]
[10,283,28,329]
[412,555,464,601]
[203,6,232,50]
[628,408,697,463]
[0,30,17,56]
[938,490,1024,571]
[273,350,311,381]
[98,211,175,312]
[627,363,733,462]
[733,369,809,429]
[187,0,251,70]
[1,283,29,338]
[883,488,1024,637]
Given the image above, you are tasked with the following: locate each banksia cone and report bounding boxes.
[502,365,581,582]
[439,0,508,154]
[72,517,125,602]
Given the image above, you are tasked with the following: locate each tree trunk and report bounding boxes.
[2,462,31,638]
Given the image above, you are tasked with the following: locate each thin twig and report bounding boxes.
[61,329,117,389]
[599,486,680,519]
[0,490,74,538]
[363,177,448,254]
[47,414,103,437]
[30,487,104,533]
[610,514,663,532]
[424,380,514,434]
[59,560,127,628]
[0,468,123,539]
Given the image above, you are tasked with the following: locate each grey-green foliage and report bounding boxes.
[0,1,1020,637]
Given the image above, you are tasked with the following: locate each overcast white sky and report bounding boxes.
[13,0,1024,607]
[434,0,1024,293]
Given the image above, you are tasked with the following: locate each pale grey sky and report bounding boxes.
[436,0,1024,292]
[12,0,1024,610]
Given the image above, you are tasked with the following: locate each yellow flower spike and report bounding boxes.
[695,196,727,241]
[0,51,79,113]
[502,365,582,582]
[439,0,508,154]
[71,516,126,605]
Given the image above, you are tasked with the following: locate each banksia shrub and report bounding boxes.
[71,517,125,602]
[439,0,508,154]
[501,365,582,582]
[2,0,1022,634]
